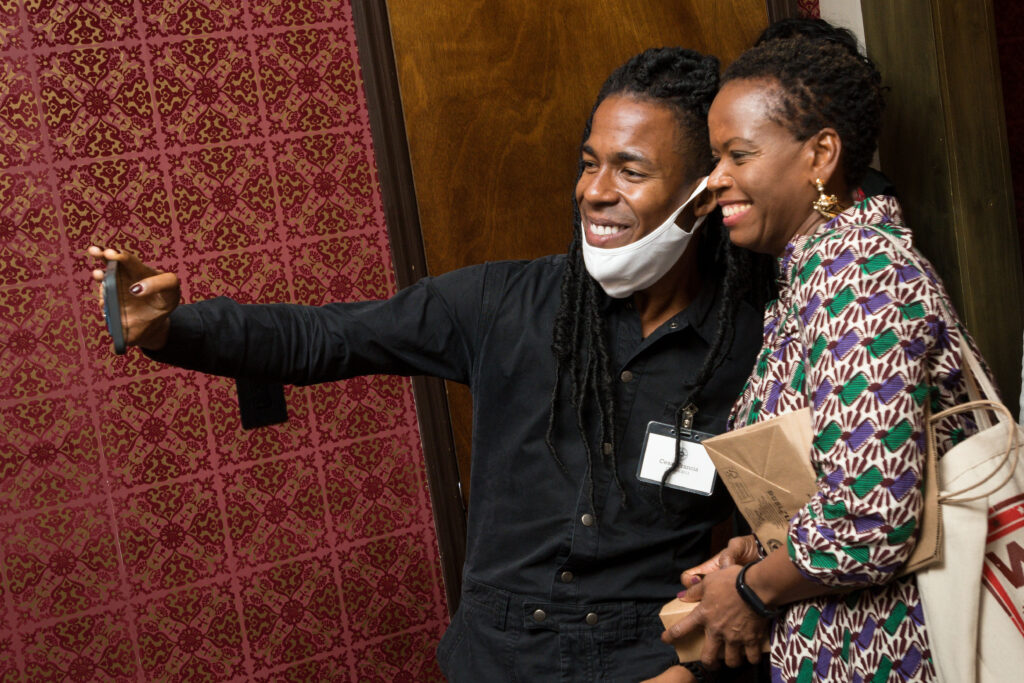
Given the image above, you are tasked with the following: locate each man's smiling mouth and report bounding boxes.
[589,222,628,237]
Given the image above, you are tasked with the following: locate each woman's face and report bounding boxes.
[707,78,823,256]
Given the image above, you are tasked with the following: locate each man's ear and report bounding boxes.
[807,127,843,186]
[693,180,717,217]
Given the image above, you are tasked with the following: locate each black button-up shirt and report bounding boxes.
[148,254,762,605]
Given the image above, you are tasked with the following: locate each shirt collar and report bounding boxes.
[778,194,905,286]
[598,274,722,345]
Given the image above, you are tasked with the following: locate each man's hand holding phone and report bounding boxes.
[88,246,181,352]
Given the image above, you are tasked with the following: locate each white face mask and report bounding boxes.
[581,176,708,298]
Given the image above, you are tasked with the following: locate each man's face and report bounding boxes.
[576,95,701,249]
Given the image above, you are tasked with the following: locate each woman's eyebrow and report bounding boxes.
[720,136,755,148]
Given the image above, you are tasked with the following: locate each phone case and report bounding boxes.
[103,260,126,354]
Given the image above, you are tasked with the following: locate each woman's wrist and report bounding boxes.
[742,546,843,608]
[735,558,779,618]
[744,556,777,608]
[679,660,711,683]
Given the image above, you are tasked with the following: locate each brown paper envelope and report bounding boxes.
[704,408,815,480]
[659,598,770,662]
[703,407,940,571]
[702,408,817,553]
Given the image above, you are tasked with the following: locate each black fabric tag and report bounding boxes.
[235,378,288,430]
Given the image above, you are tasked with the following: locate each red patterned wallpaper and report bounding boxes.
[0,1,448,680]
[797,0,821,19]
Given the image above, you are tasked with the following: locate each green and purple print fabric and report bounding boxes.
[730,195,984,682]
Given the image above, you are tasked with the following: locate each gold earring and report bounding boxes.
[812,178,840,219]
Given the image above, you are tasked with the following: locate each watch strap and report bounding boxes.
[735,558,778,619]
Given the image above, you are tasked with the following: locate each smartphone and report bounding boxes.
[103,260,127,354]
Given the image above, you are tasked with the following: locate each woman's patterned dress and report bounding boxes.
[730,196,985,682]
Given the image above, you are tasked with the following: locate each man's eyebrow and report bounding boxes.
[614,150,651,164]
[580,144,652,166]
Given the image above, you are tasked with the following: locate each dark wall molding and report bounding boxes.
[351,0,466,615]
[766,0,803,22]
[862,0,1024,415]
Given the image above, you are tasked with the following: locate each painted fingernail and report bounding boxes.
[677,590,687,599]
[690,576,701,585]
[130,284,142,295]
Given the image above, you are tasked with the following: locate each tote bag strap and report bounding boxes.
[930,396,1021,503]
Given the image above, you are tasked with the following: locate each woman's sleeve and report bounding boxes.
[786,229,950,587]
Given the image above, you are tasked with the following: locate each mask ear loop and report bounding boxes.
[675,176,709,236]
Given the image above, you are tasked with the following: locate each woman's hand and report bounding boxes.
[639,664,695,683]
[679,534,760,589]
[662,564,769,669]
[88,246,180,350]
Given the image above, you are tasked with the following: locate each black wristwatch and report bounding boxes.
[735,558,779,619]
[679,660,711,682]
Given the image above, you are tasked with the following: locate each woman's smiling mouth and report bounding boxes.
[720,201,752,226]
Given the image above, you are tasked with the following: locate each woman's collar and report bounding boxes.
[777,194,905,286]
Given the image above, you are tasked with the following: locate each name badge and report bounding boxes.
[636,421,717,496]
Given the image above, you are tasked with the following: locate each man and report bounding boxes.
[90,48,765,682]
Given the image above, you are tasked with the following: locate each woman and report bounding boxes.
[662,36,986,682]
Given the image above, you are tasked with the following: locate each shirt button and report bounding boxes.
[669,321,679,329]
[585,612,599,625]
[560,571,574,583]
[602,442,613,456]
[533,609,547,622]
[581,513,595,527]
[620,370,634,383]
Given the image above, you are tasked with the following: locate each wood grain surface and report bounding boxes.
[863,0,1024,415]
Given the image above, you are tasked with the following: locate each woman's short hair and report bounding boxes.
[722,37,885,188]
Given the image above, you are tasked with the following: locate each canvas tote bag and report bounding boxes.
[854,226,1024,682]
[913,336,1024,682]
